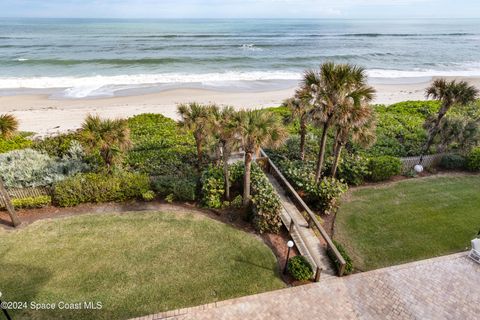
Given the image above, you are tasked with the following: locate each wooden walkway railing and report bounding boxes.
[0,187,51,207]
[259,149,347,276]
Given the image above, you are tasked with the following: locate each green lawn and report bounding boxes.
[0,211,285,320]
[335,174,480,271]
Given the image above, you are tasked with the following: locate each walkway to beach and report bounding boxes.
[133,252,479,320]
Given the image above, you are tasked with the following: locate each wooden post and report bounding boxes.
[0,179,21,227]
[314,267,322,282]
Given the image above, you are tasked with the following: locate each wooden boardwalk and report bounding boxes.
[266,173,336,279]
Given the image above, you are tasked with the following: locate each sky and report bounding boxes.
[1,0,480,19]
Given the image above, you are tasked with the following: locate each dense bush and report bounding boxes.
[126,114,196,176]
[200,166,225,208]
[440,154,466,170]
[328,240,354,275]
[278,159,348,214]
[466,147,480,171]
[230,162,282,233]
[288,256,313,281]
[141,190,156,201]
[33,133,79,157]
[0,133,33,154]
[230,195,243,209]
[10,196,52,209]
[368,156,402,182]
[325,153,370,186]
[153,176,198,201]
[0,146,89,188]
[53,171,152,207]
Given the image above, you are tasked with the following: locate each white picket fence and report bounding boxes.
[400,153,447,174]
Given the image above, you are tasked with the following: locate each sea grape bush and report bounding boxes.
[466,147,480,171]
[200,165,225,208]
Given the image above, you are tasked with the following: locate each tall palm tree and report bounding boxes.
[284,87,314,160]
[237,110,287,206]
[330,103,376,177]
[178,103,215,167]
[209,106,240,200]
[305,62,373,182]
[0,178,21,227]
[0,113,19,139]
[422,79,478,158]
[80,114,132,168]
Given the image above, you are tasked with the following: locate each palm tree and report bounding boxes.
[209,106,240,200]
[80,114,132,168]
[178,103,215,167]
[304,62,373,182]
[422,79,479,158]
[237,110,287,206]
[0,178,21,227]
[0,113,19,139]
[284,87,314,160]
[330,103,376,177]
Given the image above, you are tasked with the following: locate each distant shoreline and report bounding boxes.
[1,76,479,136]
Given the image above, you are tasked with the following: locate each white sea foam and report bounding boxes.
[1,68,480,98]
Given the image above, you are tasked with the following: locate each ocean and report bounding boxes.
[1,18,480,98]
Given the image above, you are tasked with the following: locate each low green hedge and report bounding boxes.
[288,256,313,281]
[0,134,33,154]
[368,156,402,181]
[200,166,225,208]
[153,176,197,201]
[466,147,480,171]
[440,154,466,170]
[9,195,52,209]
[328,240,354,275]
[53,171,152,207]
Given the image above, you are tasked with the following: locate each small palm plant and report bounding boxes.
[423,79,478,156]
[237,110,287,205]
[178,103,216,167]
[80,114,132,169]
[0,113,19,139]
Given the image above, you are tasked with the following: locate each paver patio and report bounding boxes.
[133,252,480,320]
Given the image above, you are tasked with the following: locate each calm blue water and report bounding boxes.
[1,18,480,97]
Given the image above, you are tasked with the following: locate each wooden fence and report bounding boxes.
[259,149,347,276]
[400,153,447,174]
[0,187,51,207]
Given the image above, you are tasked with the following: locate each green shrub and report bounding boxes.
[440,154,466,170]
[200,166,225,208]
[288,256,313,281]
[278,159,348,214]
[328,241,354,275]
[230,162,282,233]
[466,147,480,171]
[368,156,402,182]
[33,133,79,157]
[325,153,370,186]
[142,190,156,201]
[0,133,33,154]
[152,175,176,196]
[0,147,89,188]
[173,178,197,201]
[9,195,52,209]
[230,195,243,209]
[165,194,174,203]
[53,171,151,207]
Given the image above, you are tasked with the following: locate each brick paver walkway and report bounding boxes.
[133,252,479,320]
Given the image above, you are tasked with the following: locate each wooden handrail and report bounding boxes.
[259,149,347,276]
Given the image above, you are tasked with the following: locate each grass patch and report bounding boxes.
[335,174,480,271]
[0,211,284,319]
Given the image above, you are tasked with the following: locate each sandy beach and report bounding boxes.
[2,77,480,136]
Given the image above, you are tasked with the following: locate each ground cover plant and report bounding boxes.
[334,174,480,271]
[0,211,285,320]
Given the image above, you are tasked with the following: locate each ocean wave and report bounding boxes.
[338,32,474,37]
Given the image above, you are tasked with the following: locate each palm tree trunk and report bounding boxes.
[315,121,330,183]
[0,178,21,227]
[331,144,344,178]
[421,109,448,161]
[299,119,307,161]
[222,146,231,200]
[243,152,253,206]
